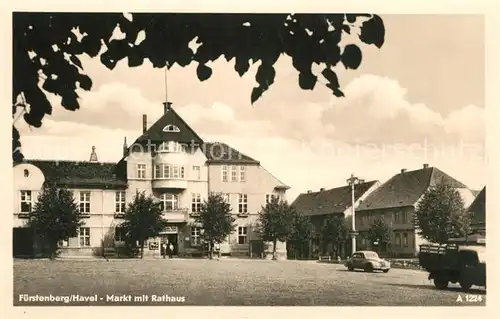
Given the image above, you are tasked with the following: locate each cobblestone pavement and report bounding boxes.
[13,259,486,306]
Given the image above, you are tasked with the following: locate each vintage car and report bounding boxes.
[345,250,391,273]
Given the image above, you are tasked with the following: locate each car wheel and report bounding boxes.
[364,263,374,273]
[383,269,389,273]
[348,267,354,271]
[459,280,472,291]
[433,277,449,290]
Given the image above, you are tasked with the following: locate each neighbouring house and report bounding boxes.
[13,102,290,259]
[355,164,476,257]
[291,181,380,259]
[468,186,485,235]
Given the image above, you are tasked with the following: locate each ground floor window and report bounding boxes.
[402,232,409,247]
[395,233,401,247]
[58,238,69,247]
[191,227,201,246]
[114,227,125,242]
[238,227,247,244]
[79,227,91,247]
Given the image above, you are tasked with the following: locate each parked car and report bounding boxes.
[418,243,486,291]
[345,251,391,273]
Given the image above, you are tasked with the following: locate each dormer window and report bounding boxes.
[162,125,180,133]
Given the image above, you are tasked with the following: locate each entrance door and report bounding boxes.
[166,234,178,255]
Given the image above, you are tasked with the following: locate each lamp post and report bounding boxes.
[347,173,364,255]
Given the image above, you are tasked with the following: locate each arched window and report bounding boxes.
[162,125,180,133]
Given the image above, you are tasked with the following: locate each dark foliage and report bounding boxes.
[28,183,84,259]
[12,13,385,161]
[321,214,349,255]
[118,190,168,258]
[194,193,236,259]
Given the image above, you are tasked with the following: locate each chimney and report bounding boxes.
[320,188,325,191]
[401,169,407,174]
[307,190,312,193]
[423,163,429,169]
[123,137,128,157]
[163,101,172,114]
[142,114,147,133]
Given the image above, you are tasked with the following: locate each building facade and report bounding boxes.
[13,103,289,259]
[291,181,380,259]
[354,164,476,257]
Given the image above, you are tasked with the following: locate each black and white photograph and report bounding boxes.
[9,2,493,312]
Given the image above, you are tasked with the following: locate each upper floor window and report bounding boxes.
[222,165,228,182]
[162,125,180,133]
[136,164,146,179]
[238,194,248,214]
[157,141,186,153]
[20,190,32,213]
[115,191,126,213]
[192,193,202,213]
[154,164,185,179]
[222,165,247,183]
[160,193,179,211]
[395,233,401,247]
[239,166,246,182]
[79,191,91,214]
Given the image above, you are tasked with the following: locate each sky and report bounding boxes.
[14,14,486,202]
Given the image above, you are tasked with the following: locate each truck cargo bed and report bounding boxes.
[418,244,460,271]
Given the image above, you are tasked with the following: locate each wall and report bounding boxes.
[208,163,288,258]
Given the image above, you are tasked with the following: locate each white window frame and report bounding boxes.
[231,165,238,182]
[79,227,91,247]
[20,190,32,213]
[162,124,180,133]
[222,165,228,182]
[137,163,146,179]
[160,193,179,211]
[193,165,201,180]
[223,193,231,204]
[239,166,246,182]
[79,191,91,214]
[115,191,126,213]
[265,194,274,204]
[192,193,202,213]
[238,193,248,214]
[191,227,201,246]
[238,227,248,244]
[154,164,185,179]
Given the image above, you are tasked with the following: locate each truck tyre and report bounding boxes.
[434,277,449,290]
[348,267,354,271]
[459,281,472,291]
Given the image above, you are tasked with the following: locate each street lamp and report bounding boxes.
[347,173,364,255]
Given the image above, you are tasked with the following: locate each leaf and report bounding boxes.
[359,15,385,49]
[255,63,276,89]
[78,74,93,91]
[69,55,83,69]
[80,36,103,58]
[100,53,118,70]
[342,25,351,34]
[298,71,317,90]
[196,63,213,81]
[234,57,250,77]
[340,44,362,70]
[127,50,144,68]
[322,67,344,97]
[61,90,80,111]
[251,86,264,105]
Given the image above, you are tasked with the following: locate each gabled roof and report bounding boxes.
[18,160,127,189]
[292,181,379,217]
[135,107,204,145]
[468,186,485,223]
[357,166,468,211]
[202,142,259,164]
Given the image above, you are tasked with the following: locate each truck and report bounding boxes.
[418,243,486,291]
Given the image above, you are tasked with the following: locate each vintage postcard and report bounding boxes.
[3,1,498,318]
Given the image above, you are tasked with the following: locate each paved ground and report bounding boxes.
[13,258,486,306]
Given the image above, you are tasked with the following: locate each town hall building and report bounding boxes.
[13,102,289,259]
